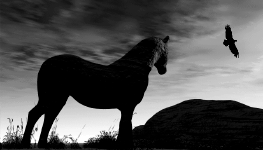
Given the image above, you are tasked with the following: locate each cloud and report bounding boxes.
[241,55,263,86]
[2,0,263,80]
[1,42,106,71]
[0,72,15,82]
[73,0,218,38]
[216,0,263,25]
[145,59,255,97]
[149,61,252,89]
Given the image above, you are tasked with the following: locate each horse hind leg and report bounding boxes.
[37,96,67,148]
[21,103,45,148]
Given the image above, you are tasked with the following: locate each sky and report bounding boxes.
[1,0,263,144]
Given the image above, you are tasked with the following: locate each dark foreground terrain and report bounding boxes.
[133,99,263,149]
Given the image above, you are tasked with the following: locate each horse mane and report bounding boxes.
[109,37,165,72]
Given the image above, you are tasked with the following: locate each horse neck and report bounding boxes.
[109,47,158,74]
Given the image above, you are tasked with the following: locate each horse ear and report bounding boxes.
[163,36,169,43]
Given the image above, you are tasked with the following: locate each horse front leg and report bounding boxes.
[117,106,135,148]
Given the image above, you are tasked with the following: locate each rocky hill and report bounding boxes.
[133,99,263,149]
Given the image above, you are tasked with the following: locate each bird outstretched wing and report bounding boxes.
[223,24,239,58]
[228,42,239,58]
[225,24,234,41]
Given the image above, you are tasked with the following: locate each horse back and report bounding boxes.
[38,54,149,89]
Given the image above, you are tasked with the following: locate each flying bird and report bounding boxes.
[223,24,239,58]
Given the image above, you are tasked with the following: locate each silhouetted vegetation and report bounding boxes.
[83,130,117,149]
[1,118,82,149]
[1,118,263,149]
[1,118,37,149]
[1,118,155,149]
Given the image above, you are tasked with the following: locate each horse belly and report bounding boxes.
[70,80,130,109]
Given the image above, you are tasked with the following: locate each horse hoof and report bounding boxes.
[38,141,48,149]
[21,141,31,148]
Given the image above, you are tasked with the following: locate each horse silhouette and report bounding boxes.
[223,24,239,58]
[21,36,169,148]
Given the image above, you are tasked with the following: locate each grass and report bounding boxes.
[1,118,262,150]
[0,118,263,150]
[0,118,154,150]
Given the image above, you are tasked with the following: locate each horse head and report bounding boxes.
[154,36,169,75]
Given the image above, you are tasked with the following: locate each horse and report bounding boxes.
[21,36,169,148]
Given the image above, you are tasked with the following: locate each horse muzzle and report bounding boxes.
[157,67,167,75]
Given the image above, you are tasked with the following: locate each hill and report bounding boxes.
[133,99,263,149]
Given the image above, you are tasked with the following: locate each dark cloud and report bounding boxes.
[54,45,100,59]
[63,0,217,38]
[102,47,126,56]
[1,0,217,38]
[2,0,262,73]
[4,43,103,71]
[60,0,219,65]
